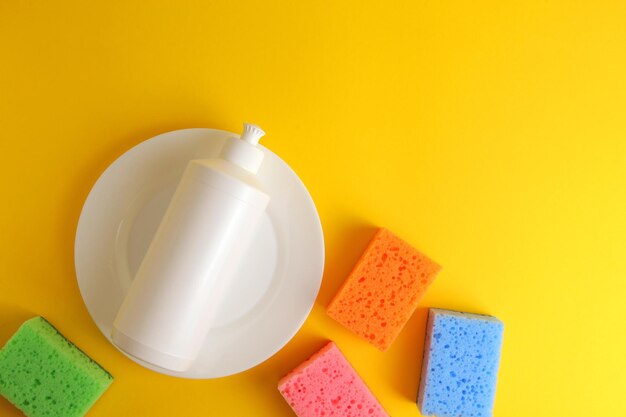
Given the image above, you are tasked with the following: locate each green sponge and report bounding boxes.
[0,316,113,417]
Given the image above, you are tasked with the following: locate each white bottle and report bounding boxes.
[112,123,270,372]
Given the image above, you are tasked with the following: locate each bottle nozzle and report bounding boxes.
[220,123,266,174]
[240,123,265,145]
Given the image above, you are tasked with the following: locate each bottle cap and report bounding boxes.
[220,123,266,174]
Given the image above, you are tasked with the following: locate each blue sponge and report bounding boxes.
[417,308,504,417]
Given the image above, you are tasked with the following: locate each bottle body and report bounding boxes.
[112,159,269,371]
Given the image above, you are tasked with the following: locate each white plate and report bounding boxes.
[75,128,324,378]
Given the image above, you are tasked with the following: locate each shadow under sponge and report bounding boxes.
[278,341,389,417]
[327,228,441,351]
[417,309,504,417]
[0,317,113,417]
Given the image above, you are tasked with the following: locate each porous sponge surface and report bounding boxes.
[278,341,389,417]
[418,309,504,417]
[0,317,113,417]
[327,228,441,351]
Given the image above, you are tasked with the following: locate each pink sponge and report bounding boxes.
[278,342,388,417]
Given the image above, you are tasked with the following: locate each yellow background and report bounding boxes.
[1,1,625,416]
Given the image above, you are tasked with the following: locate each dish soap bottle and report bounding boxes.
[112,123,270,372]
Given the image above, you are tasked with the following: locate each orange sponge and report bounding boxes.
[327,228,441,351]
